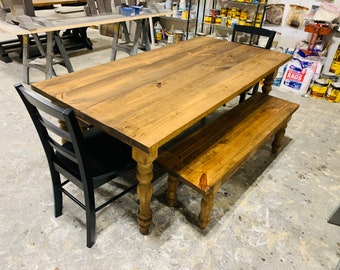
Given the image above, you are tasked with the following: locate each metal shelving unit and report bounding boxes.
[199,0,267,37]
[159,0,200,40]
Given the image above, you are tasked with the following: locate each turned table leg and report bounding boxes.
[132,147,158,235]
[262,71,277,95]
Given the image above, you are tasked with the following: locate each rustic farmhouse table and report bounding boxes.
[31,36,292,235]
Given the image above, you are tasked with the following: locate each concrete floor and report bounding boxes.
[0,28,339,269]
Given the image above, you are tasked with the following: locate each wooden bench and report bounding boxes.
[156,93,299,229]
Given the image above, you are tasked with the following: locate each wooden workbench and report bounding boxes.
[0,9,169,82]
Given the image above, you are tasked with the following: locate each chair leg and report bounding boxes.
[51,170,63,217]
[167,174,179,207]
[84,190,96,248]
[239,92,247,103]
[252,82,259,95]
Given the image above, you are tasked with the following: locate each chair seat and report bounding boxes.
[56,127,135,183]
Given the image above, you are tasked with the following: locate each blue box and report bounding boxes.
[132,6,143,15]
[121,7,135,16]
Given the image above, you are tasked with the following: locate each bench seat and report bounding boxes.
[156,93,299,229]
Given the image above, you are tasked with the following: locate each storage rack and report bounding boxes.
[199,0,267,37]
[159,0,200,40]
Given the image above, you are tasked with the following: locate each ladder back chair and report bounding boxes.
[231,25,276,103]
[14,83,137,248]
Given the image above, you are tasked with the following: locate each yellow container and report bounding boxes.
[310,79,328,99]
[240,9,248,20]
[181,10,188,19]
[156,31,162,41]
[235,8,241,18]
[256,12,262,22]
[215,16,222,25]
[230,7,237,18]
[226,17,232,27]
[245,19,252,26]
[325,82,340,103]
[174,30,183,43]
[330,44,340,75]
[330,61,340,75]
[204,15,212,24]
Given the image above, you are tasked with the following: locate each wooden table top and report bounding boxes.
[0,9,169,34]
[31,36,292,153]
[32,0,86,7]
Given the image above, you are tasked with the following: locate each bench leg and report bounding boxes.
[198,183,221,229]
[167,174,179,207]
[272,121,288,154]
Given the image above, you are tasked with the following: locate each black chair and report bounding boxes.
[14,83,137,248]
[231,25,276,103]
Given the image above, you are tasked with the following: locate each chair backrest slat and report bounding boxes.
[14,83,91,187]
[40,116,72,142]
[232,25,276,50]
[47,138,79,164]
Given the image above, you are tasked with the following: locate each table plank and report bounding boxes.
[32,36,292,152]
[33,0,86,7]
[0,9,170,34]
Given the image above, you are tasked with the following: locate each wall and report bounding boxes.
[264,0,339,49]
[263,0,340,72]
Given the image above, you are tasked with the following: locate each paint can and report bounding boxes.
[226,17,232,27]
[156,31,163,41]
[310,79,328,99]
[174,30,183,43]
[181,10,188,19]
[204,15,212,24]
[187,32,194,39]
[238,20,246,25]
[321,72,338,86]
[168,34,174,44]
[240,9,248,20]
[325,82,340,103]
[215,16,222,25]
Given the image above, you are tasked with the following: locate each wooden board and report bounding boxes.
[0,9,170,34]
[157,93,299,194]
